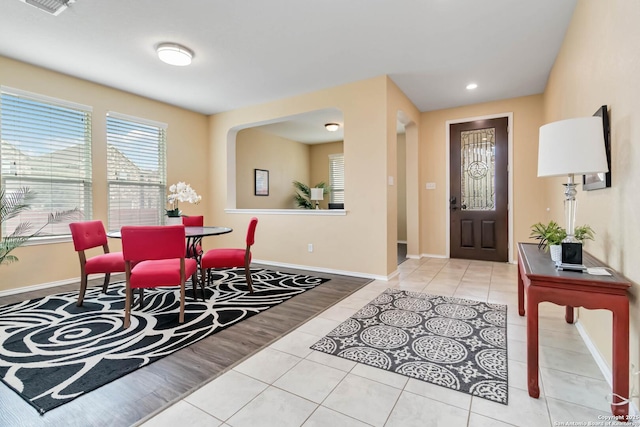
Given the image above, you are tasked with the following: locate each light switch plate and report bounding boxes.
[426,182,436,190]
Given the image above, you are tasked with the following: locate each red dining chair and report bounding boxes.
[200,217,258,294]
[121,225,198,328]
[182,215,203,226]
[69,220,125,307]
[182,215,204,259]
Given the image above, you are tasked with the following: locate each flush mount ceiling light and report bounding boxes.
[466,83,478,90]
[325,123,340,132]
[156,43,194,66]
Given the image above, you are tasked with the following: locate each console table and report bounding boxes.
[517,243,631,418]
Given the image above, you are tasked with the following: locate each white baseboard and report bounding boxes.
[575,320,639,417]
[421,253,448,259]
[0,274,86,298]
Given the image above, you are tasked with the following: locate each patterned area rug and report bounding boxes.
[0,268,328,414]
[311,289,508,404]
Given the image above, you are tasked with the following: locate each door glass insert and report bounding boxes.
[460,127,495,210]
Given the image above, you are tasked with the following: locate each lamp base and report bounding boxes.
[557,263,587,272]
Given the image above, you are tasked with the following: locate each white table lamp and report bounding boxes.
[310,188,324,209]
[537,116,608,242]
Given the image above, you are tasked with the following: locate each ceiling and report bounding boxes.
[0,0,576,141]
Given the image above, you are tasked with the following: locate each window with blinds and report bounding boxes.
[0,87,92,238]
[106,112,166,230]
[329,153,344,203]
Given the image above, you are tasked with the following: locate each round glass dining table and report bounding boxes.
[107,226,233,261]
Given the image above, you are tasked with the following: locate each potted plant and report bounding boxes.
[1,187,79,265]
[166,182,201,223]
[574,224,595,243]
[530,221,595,263]
[292,181,330,209]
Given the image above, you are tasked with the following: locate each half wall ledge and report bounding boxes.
[225,209,347,216]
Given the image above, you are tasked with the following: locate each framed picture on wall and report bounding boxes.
[254,169,269,196]
[583,105,611,191]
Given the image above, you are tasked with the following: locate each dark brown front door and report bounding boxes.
[450,117,508,262]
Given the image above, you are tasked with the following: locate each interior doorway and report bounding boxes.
[397,121,408,265]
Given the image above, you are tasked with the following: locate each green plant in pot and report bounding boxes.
[530,221,595,250]
[530,221,595,263]
[1,187,80,265]
[530,221,565,251]
[292,181,330,209]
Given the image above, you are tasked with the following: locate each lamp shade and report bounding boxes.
[310,188,324,201]
[537,116,608,177]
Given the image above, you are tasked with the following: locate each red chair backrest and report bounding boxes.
[121,225,186,262]
[182,215,204,226]
[246,217,258,247]
[69,220,108,251]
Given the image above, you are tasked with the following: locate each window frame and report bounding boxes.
[0,86,93,244]
[328,153,345,204]
[106,111,167,230]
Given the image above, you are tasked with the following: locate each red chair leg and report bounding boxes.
[102,273,111,293]
[124,285,132,328]
[245,264,254,294]
[189,271,204,301]
[179,281,186,323]
[77,274,88,307]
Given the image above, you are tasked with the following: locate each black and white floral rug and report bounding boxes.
[0,268,328,414]
[311,289,508,404]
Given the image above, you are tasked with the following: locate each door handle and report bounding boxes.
[450,196,458,210]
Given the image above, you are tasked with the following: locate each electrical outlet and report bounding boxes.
[308,243,313,252]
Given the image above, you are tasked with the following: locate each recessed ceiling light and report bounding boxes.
[156,43,194,66]
[325,123,340,132]
[466,83,478,90]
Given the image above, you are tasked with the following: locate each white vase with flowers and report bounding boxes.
[166,182,201,224]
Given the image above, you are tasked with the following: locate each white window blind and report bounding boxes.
[0,87,92,238]
[329,153,344,203]
[106,112,166,230]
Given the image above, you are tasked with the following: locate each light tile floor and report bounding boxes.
[138,258,636,427]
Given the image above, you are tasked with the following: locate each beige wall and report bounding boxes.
[208,77,396,277]
[235,128,310,209]
[542,0,640,407]
[309,141,343,209]
[2,0,635,405]
[419,94,545,260]
[0,56,209,292]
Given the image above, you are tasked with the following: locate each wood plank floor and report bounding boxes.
[0,264,371,427]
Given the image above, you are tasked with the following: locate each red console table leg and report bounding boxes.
[526,289,540,398]
[565,306,574,324]
[611,298,630,419]
[518,262,525,316]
